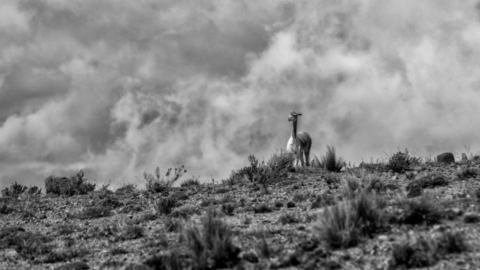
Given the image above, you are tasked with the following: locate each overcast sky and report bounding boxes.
[1,0,480,189]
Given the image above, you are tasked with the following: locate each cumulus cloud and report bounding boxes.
[1,0,480,188]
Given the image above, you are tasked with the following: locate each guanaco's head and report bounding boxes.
[288,111,302,122]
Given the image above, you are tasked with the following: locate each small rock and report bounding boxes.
[5,249,18,259]
[437,152,455,164]
[378,235,388,241]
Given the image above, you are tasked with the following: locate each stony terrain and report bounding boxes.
[1,152,480,270]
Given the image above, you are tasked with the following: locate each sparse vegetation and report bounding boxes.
[1,149,480,269]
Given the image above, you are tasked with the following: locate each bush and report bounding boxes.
[0,200,14,214]
[311,193,335,209]
[181,177,201,188]
[457,168,478,180]
[397,197,443,226]
[406,175,448,192]
[1,182,28,198]
[316,192,387,249]
[182,209,241,269]
[390,230,469,269]
[278,212,300,225]
[312,146,345,172]
[120,225,144,240]
[164,216,182,232]
[144,251,185,270]
[387,149,420,173]
[221,203,235,216]
[390,234,438,268]
[115,184,136,194]
[77,206,112,219]
[435,230,469,254]
[253,203,273,214]
[267,150,295,175]
[359,162,388,173]
[156,196,179,216]
[27,185,42,196]
[144,166,186,194]
[0,227,53,258]
[227,154,292,188]
[45,170,95,196]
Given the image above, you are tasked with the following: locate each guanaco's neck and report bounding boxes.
[291,120,297,139]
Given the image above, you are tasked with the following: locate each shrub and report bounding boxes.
[278,212,300,225]
[390,235,438,268]
[164,216,182,232]
[387,149,420,173]
[221,203,235,216]
[274,200,284,208]
[457,168,478,180]
[144,251,185,270]
[316,192,387,249]
[311,193,335,209]
[144,166,186,194]
[463,212,480,223]
[181,177,201,188]
[359,162,388,173]
[266,150,295,175]
[182,209,241,269]
[115,184,136,194]
[435,230,469,254]
[97,195,123,210]
[43,247,89,263]
[120,225,144,240]
[27,185,42,196]
[77,206,112,219]
[406,176,448,193]
[390,231,469,269]
[1,182,28,198]
[398,197,443,226]
[45,170,96,196]
[0,200,14,214]
[0,227,53,258]
[293,193,307,202]
[227,154,291,188]
[156,196,179,216]
[253,203,273,214]
[312,146,345,172]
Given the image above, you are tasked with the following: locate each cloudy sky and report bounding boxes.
[1,0,480,189]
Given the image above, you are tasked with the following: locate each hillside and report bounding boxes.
[1,151,480,270]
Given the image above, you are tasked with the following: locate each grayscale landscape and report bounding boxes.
[1,1,480,269]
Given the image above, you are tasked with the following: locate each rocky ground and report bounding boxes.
[1,154,480,270]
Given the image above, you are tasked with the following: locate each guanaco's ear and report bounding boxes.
[297,113,302,116]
